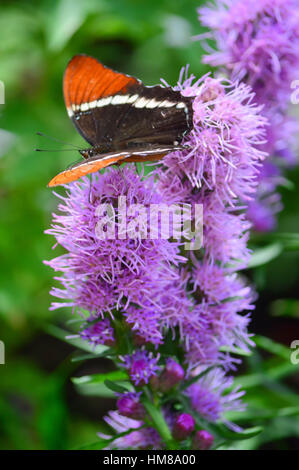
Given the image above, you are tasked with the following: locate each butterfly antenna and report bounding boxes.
[36,132,81,149]
[35,148,78,152]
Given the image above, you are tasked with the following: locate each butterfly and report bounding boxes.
[47,54,194,187]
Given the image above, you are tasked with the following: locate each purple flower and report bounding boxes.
[80,318,115,347]
[181,262,254,370]
[247,161,283,231]
[247,199,278,233]
[121,350,161,386]
[199,0,299,108]
[192,262,252,304]
[172,413,195,440]
[160,75,267,204]
[99,411,161,450]
[116,392,146,420]
[192,430,214,450]
[182,303,253,372]
[123,304,164,346]
[186,368,245,427]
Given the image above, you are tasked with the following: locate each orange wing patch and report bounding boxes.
[48,154,130,187]
[63,55,139,109]
[47,151,171,187]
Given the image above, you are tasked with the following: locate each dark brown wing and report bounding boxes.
[63,54,193,150]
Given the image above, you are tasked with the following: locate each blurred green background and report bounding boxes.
[0,0,298,450]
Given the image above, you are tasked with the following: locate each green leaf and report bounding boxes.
[228,406,299,422]
[271,233,299,250]
[75,439,110,450]
[248,243,282,268]
[46,324,108,355]
[72,371,131,397]
[71,348,115,362]
[256,416,299,446]
[72,370,128,386]
[219,345,252,357]
[234,361,299,389]
[141,395,175,448]
[259,233,299,251]
[45,0,92,50]
[254,335,291,360]
[279,177,295,191]
[104,379,130,394]
[211,424,263,441]
[270,299,299,318]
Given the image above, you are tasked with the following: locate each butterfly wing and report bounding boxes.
[50,55,194,187]
[63,54,141,147]
[63,54,193,150]
[48,145,183,187]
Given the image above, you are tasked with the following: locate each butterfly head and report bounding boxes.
[79,148,96,159]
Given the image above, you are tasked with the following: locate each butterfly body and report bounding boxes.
[48,54,193,187]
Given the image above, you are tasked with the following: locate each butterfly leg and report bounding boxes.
[116,165,129,194]
[88,176,93,204]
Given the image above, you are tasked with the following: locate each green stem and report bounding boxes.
[142,394,177,450]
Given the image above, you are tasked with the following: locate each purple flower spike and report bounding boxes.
[122,350,161,387]
[199,0,299,111]
[198,0,299,231]
[45,54,273,447]
[159,358,185,392]
[192,430,214,450]
[172,413,195,441]
[117,392,146,420]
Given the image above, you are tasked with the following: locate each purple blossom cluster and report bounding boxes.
[157,72,264,372]
[120,350,161,386]
[198,0,299,231]
[45,166,184,341]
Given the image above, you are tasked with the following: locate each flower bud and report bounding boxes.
[117,393,145,420]
[192,430,214,450]
[149,374,160,391]
[159,359,184,392]
[172,413,195,440]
